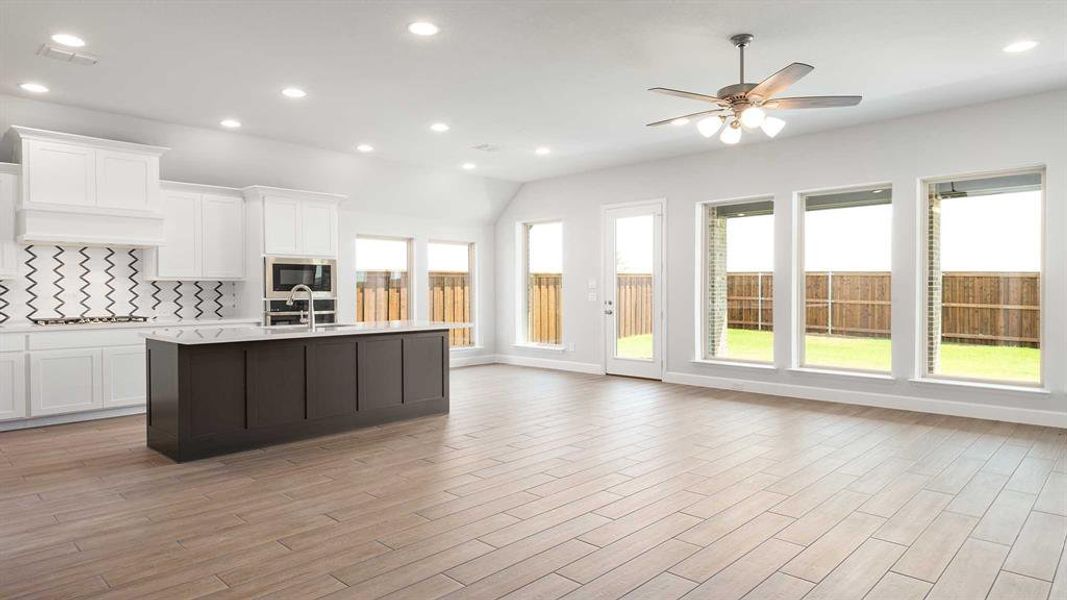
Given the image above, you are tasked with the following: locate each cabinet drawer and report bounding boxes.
[28,329,144,350]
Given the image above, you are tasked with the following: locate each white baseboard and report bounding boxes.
[0,406,146,432]
[494,354,605,375]
[451,354,499,368]
[663,371,1067,428]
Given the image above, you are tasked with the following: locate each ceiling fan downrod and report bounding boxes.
[730,33,754,84]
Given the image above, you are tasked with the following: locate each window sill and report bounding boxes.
[512,343,566,352]
[909,377,1050,395]
[788,367,895,381]
[690,359,777,370]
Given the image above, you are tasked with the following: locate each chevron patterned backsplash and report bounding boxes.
[0,245,237,324]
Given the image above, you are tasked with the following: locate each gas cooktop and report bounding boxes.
[29,316,150,326]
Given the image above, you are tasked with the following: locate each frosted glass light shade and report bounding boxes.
[761,116,786,138]
[720,124,742,144]
[740,106,766,128]
[696,117,722,138]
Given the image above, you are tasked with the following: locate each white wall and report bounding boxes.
[495,90,1067,425]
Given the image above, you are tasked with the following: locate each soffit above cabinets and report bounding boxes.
[3,126,168,247]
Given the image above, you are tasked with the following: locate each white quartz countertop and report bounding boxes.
[0,317,261,334]
[141,320,468,345]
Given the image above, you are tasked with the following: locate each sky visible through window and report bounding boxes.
[528,222,562,273]
[356,237,409,271]
[723,191,1040,272]
[428,242,470,272]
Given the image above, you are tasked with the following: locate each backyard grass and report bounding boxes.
[616,328,1040,382]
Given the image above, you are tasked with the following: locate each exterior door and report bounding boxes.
[603,201,664,379]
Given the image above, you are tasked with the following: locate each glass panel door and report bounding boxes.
[604,203,663,379]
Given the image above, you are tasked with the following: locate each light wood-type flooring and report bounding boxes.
[1,364,1065,599]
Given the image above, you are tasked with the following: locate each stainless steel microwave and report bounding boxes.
[264,257,336,299]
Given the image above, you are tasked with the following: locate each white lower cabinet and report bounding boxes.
[101,346,146,408]
[29,348,103,416]
[0,353,27,420]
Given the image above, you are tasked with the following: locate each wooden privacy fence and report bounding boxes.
[429,271,473,347]
[728,271,1040,347]
[356,271,474,347]
[616,273,654,338]
[356,271,409,322]
[528,273,562,345]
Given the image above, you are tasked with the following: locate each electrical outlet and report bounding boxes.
[587,292,597,302]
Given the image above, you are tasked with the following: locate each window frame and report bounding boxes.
[794,182,895,375]
[696,194,778,366]
[427,239,478,349]
[354,234,415,321]
[917,166,1046,388]
[516,219,564,348]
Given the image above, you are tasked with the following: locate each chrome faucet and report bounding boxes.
[285,284,317,330]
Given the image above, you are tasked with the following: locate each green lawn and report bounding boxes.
[616,328,1040,382]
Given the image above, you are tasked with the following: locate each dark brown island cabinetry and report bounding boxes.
[146,329,449,461]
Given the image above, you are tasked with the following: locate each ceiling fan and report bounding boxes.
[647,33,862,144]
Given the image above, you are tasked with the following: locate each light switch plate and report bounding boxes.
[587,292,597,302]
[587,278,597,289]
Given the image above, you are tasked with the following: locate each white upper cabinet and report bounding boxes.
[300,201,337,257]
[95,149,158,212]
[3,126,167,246]
[25,139,96,207]
[248,187,342,258]
[263,195,302,256]
[0,164,19,279]
[201,193,245,278]
[145,182,245,281]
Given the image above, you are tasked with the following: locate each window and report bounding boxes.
[428,241,475,347]
[924,170,1043,384]
[521,221,562,345]
[355,236,412,322]
[702,199,775,363]
[801,187,892,372]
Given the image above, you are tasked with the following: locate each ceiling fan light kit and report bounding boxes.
[647,33,862,145]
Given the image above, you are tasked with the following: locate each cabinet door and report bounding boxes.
[0,353,27,421]
[25,140,95,207]
[358,337,403,410]
[300,202,336,257]
[0,170,17,279]
[101,346,146,408]
[29,348,102,416]
[157,190,202,278]
[95,150,156,212]
[201,194,245,279]
[263,196,301,255]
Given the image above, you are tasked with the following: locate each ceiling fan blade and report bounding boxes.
[747,62,814,101]
[646,108,727,127]
[648,87,727,105]
[764,95,863,109]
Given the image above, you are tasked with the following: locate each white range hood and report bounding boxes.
[2,126,169,247]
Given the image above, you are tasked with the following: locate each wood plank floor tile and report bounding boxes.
[0,365,1063,600]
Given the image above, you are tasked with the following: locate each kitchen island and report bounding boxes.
[143,321,461,461]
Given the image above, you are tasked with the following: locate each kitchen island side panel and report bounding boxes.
[146,330,450,462]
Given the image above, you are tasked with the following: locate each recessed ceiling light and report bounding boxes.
[461,162,476,170]
[20,82,49,93]
[1003,40,1038,53]
[356,144,374,153]
[51,33,85,48]
[430,122,450,133]
[872,189,884,194]
[281,87,307,98]
[408,21,439,36]
[219,118,241,129]
[670,118,690,126]
[535,146,552,155]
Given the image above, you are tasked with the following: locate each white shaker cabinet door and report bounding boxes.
[201,193,245,279]
[0,353,27,421]
[300,201,336,257]
[24,140,95,208]
[0,169,18,279]
[29,348,103,416]
[101,346,146,408]
[156,190,202,279]
[95,150,157,212]
[263,196,302,255]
